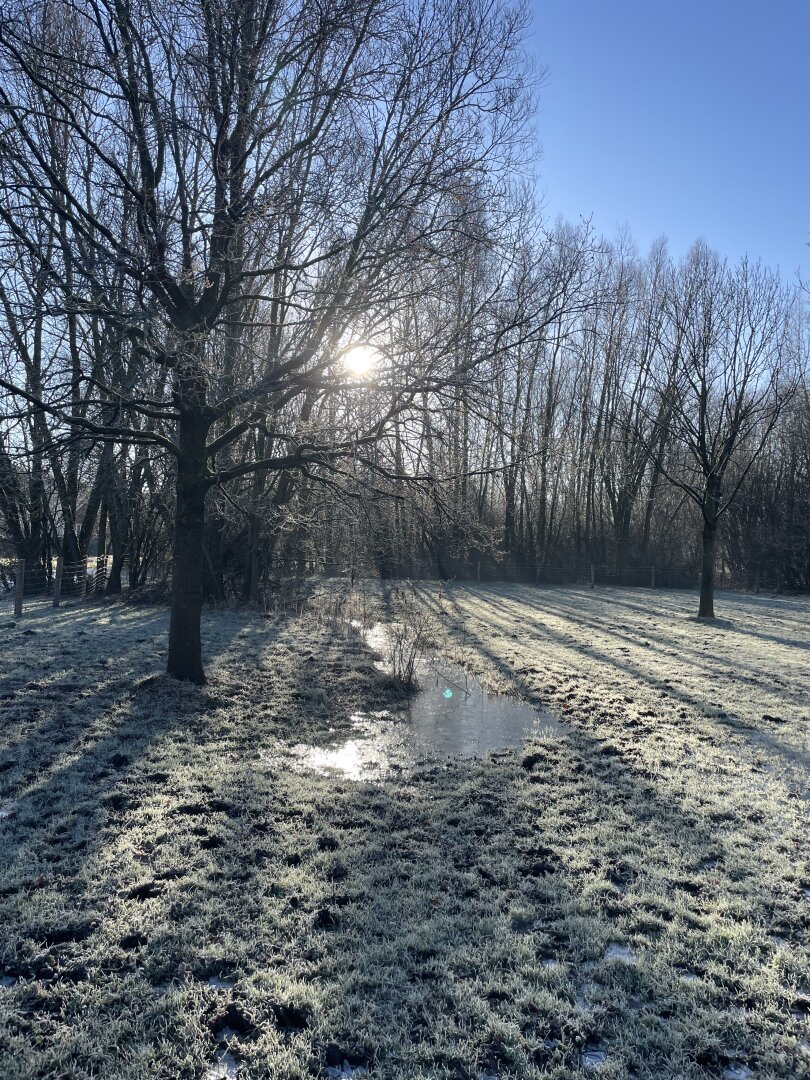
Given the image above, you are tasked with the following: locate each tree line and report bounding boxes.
[0,0,806,681]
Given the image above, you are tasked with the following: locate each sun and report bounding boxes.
[343,344,381,377]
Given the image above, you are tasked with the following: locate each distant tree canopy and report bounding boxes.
[0,1,807,681]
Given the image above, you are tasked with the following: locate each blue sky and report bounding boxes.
[527,1,809,280]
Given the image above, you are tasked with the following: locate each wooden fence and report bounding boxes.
[0,556,116,617]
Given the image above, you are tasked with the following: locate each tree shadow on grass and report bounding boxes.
[281,738,807,1079]
[288,581,810,1076]
[430,583,809,782]
[0,603,410,1078]
[0,596,807,1079]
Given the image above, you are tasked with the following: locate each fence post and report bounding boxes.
[53,557,64,608]
[14,559,24,617]
[80,556,88,600]
[95,553,106,595]
[476,560,480,584]
[590,563,595,589]
[651,563,656,589]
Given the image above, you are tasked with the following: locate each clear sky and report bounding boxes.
[527,0,810,280]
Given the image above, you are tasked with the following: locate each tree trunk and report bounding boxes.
[106,555,124,595]
[167,412,210,683]
[698,480,720,618]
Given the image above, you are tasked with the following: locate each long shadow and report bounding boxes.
[461,583,807,688]
[1,595,805,1078]
[412,582,807,840]
[0,600,264,938]
[302,683,807,1076]
[0,601,409,1077]
[537,584,810,653]
[461,584,810,788]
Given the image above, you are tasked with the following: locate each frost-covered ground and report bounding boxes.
[0,585,807,1079]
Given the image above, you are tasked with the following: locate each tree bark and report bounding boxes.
[167,412,210,683]
[698,479,721,618]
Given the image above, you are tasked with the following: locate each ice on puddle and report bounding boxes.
[575,982,601,1013]
[213,1026,241,1043]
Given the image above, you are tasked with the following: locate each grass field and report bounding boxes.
[0,585,807,1079]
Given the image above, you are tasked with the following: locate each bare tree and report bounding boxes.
[0,0,531,681]
[648,243,798,617]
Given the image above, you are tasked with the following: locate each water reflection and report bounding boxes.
[288,653,566,781]
[405,659,565,758]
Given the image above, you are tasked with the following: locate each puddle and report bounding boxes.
[288,624,566,780]
[289,715,404,780]
[403,660,565,756]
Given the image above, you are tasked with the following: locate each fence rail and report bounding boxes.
[0,555,138,617]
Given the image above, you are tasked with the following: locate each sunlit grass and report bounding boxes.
[0,588,807,1078]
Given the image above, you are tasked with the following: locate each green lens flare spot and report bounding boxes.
[443,688,453,698]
